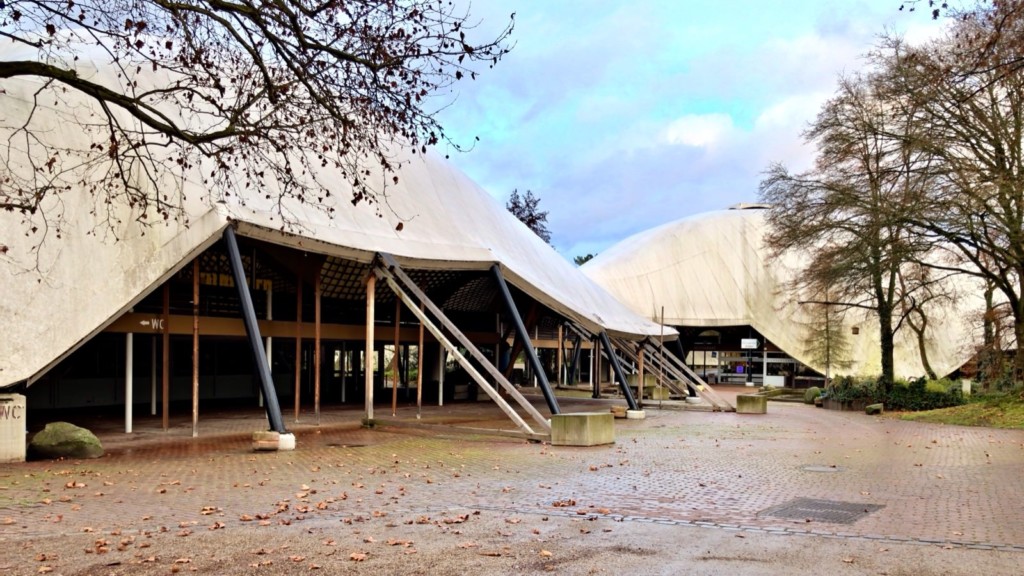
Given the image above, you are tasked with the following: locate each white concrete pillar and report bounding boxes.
[438,346,445,407]
[125,332,133,433]
[365,274,376,421]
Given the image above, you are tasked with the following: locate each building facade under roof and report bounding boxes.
[581,205,981,383]
[0,47,673,437]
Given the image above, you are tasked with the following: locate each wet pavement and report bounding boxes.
[2,386,1023,574]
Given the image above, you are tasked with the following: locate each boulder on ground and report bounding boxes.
[28,422,104,460]
[865,403,884,416]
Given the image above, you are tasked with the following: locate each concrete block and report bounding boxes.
[252,430,279,451]
[253,430,295,451]
[551,412,614,446]
[644,386,673,400]
[736,394,767,414]
[609,405,627,418]
[0,394,26,463]
[865,403,884,415]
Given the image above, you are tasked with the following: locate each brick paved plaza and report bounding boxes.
[2,387,1023,575]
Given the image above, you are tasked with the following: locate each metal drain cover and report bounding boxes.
[760,498,884,525]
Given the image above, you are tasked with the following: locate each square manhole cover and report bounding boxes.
[760,498,884,525]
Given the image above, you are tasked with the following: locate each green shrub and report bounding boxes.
[804,387,822,404]
[881,377,965,411]
[823,375,967,411]
[828,375,875,403]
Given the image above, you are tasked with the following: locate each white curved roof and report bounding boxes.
[582,206,980,379]
[0,46,672,388]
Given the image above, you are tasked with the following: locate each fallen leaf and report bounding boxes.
[349,552,368,562]
[540,550,552,557]
[842,557,854,564]
[457,542,479,549]
[505,518,521,525]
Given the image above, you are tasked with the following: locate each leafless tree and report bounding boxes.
[761,72,946,390]
[0,1,514,250]
[878,13,1024,382]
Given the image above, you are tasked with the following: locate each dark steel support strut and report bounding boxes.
[490,265,560,415]
[223,226,287,434]
[600,331,639,411]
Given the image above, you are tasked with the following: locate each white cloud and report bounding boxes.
[662,114,736,148]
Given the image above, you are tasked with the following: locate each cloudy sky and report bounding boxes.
[434,1,944,260]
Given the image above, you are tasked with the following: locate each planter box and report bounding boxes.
[822,398,871,412]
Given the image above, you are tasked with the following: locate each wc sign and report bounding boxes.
[0,400,22,420]
[139,318,165,331]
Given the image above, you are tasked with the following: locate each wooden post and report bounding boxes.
[162,283,170,431]
[192,259,199,438]
[294,272,302,422]
[417,303,424,419]
[150,337,157,416]
[557,324,563,387]
[392,299,400,416]
[365,273,376,421]
[314,266,322,426]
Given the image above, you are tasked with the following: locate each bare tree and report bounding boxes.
[878,14,1024,381]
[506,188,551,244]
[901,1,1024,86]
[760,72,944,390]
[0,1,514,249]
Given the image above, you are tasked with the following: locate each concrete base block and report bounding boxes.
[278,433,296,451]
[253,431,296,451]
[736,395,767,414]
[626,409,646,420]
[644,386,673,400]
[865,403,884,415]
[0,394,26,463]
[551,412,614,446]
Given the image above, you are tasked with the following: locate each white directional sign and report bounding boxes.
[740,338,760,350]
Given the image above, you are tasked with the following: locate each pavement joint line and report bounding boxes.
[466,505,1024,553]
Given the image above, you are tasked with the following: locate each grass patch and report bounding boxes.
[899,393,1024,429]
